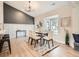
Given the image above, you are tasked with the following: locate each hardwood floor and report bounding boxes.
[8,37,79,57]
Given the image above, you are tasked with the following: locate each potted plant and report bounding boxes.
[65,30,69,45]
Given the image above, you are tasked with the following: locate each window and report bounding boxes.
[43,15,59,34]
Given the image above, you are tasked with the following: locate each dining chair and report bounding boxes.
[43,31,54,48]
[28,31,33,43]
[73,34,79,51]
[28,31,41,48]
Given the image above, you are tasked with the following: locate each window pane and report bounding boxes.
[43,15,59,34]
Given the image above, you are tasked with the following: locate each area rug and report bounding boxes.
[27,41,60,56]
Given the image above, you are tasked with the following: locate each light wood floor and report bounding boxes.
[8,37,79,57]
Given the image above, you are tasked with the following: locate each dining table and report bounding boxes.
[35,32,48,46]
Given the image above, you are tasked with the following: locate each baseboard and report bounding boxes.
[54,40,65,44]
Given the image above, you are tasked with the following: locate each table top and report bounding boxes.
[36,32,48,38]
[36,32,48,34]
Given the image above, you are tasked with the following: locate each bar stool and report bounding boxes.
[0,34,11,54]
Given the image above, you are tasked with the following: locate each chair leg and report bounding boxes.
[46,40,48,44]
[34,40,37,48]
[44,40,47,46]
[28,37,30,43]
[40,39,42,46]
[31,38,33,45]
[37,40,39,43]
[43,39,45,45]
[48,41,50,48]
[51,39,54,46]
[7,39,11,54]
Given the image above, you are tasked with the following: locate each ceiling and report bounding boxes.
[4,1,78,17]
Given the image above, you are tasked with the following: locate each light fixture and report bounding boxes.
[26,1,39,12]
[51,3,55,5]
[26,1,32,12]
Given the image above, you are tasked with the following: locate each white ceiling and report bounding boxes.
[4,1,78,17]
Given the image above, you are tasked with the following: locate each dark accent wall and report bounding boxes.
[3,3,34,24]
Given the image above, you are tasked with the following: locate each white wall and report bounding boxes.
[0,1,35,39]
[72,4,79,33]
[35,4,79,48]
[4,24,35,39]
[70,4,79,48]
[0,1,3,31]
[35,6,72,44]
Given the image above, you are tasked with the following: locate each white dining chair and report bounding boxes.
[28,31,41,48]
[43,31,54,48]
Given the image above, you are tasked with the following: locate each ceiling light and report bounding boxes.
[26,1,39,12]
[26,1,32,12]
